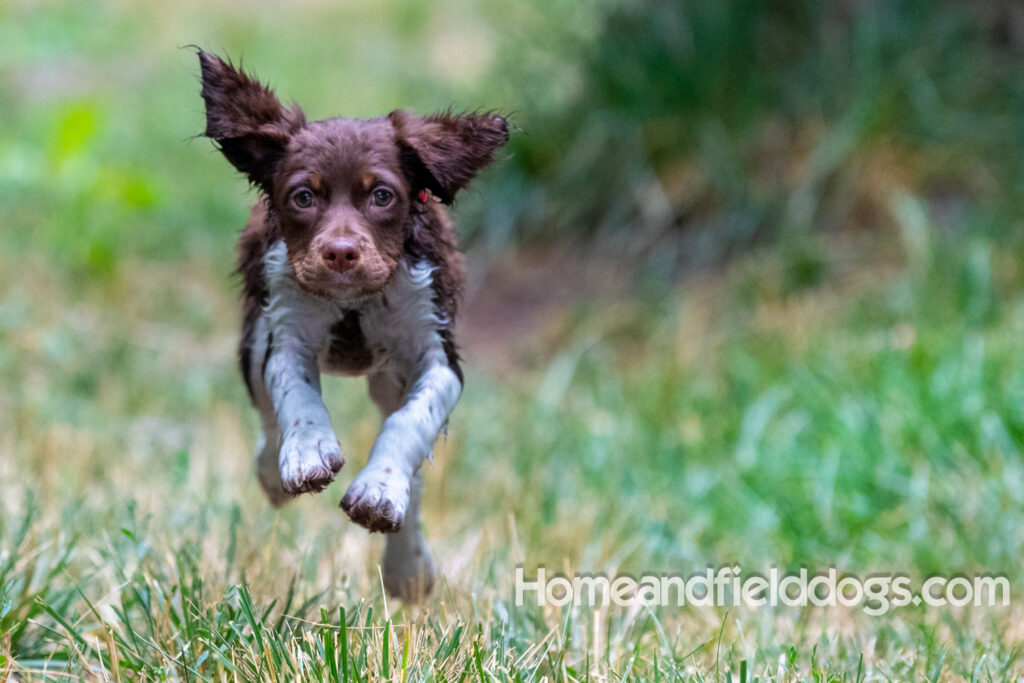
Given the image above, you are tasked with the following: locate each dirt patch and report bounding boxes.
[459,247,631,373]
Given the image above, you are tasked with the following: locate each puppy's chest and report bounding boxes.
[262,242,445,378]
[313,267,444,378]
[319,310,380,375]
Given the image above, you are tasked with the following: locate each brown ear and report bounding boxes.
[388,109,509,204]
[197,50,305,191]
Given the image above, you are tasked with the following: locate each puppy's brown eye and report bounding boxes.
[372,188,394,207]
[293,189,315,209]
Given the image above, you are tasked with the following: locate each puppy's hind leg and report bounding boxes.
[244,317,291,507]
[382,470,434,601]
[365,371,435,601]
[255,420,290,507]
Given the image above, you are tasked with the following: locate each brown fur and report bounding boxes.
[197,50,508,389]
[326,312,375,375]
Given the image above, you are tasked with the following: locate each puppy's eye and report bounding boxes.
[292,189,315,209]
[372,188,394,207]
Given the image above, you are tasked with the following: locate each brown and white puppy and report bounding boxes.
[197,51,508,600]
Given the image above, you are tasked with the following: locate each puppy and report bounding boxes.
[196,51,508,600]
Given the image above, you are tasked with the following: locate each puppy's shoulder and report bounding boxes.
[238,198,272,255]
[237,198,274,326]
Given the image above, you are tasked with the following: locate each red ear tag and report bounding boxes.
[418,190,429,203]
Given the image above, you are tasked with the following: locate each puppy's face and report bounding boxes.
[197,51,508,302]
[271,120,409,300]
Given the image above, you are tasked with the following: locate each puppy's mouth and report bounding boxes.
[294,267,392,304]
[321,279,385,303]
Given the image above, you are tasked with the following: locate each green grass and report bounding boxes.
[3,0,1024,680]
[3,210,1024,679]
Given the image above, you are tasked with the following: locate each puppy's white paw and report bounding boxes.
[278,425,344,496]
[383,538,435,602]
[340,463,410,533]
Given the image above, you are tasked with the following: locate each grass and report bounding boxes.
[3,0,1024,680]
[3,209,1024,679]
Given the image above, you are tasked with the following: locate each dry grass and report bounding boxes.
[4,221,1024,679]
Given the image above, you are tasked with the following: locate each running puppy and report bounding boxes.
[196,50,508,600]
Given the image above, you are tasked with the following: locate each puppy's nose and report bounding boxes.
[321,238,361,272]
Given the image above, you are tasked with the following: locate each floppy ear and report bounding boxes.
[197,50,305,191]
[388,109,509,204]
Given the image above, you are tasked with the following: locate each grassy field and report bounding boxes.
[3,0,1024,680]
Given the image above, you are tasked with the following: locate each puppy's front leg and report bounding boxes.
[265,340,344,496]
[341,349,461,532]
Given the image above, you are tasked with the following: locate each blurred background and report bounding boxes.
[3,0,1024,677]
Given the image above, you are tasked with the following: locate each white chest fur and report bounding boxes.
[262,239,450,378]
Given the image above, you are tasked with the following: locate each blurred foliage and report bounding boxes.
[480,0,1024,284]
[2,0,1022,285]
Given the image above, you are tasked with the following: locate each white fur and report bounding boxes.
[249,239,460,552]
[257,241,345,496]
[356,259,462,466]
[340,260,462,538]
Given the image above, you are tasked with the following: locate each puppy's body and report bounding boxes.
[197,51,507,600]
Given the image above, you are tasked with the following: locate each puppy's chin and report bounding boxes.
[295,273,390,305]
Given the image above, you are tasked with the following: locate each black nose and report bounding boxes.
[321,238,361,272]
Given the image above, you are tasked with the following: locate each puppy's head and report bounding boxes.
[198,51,508,302]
